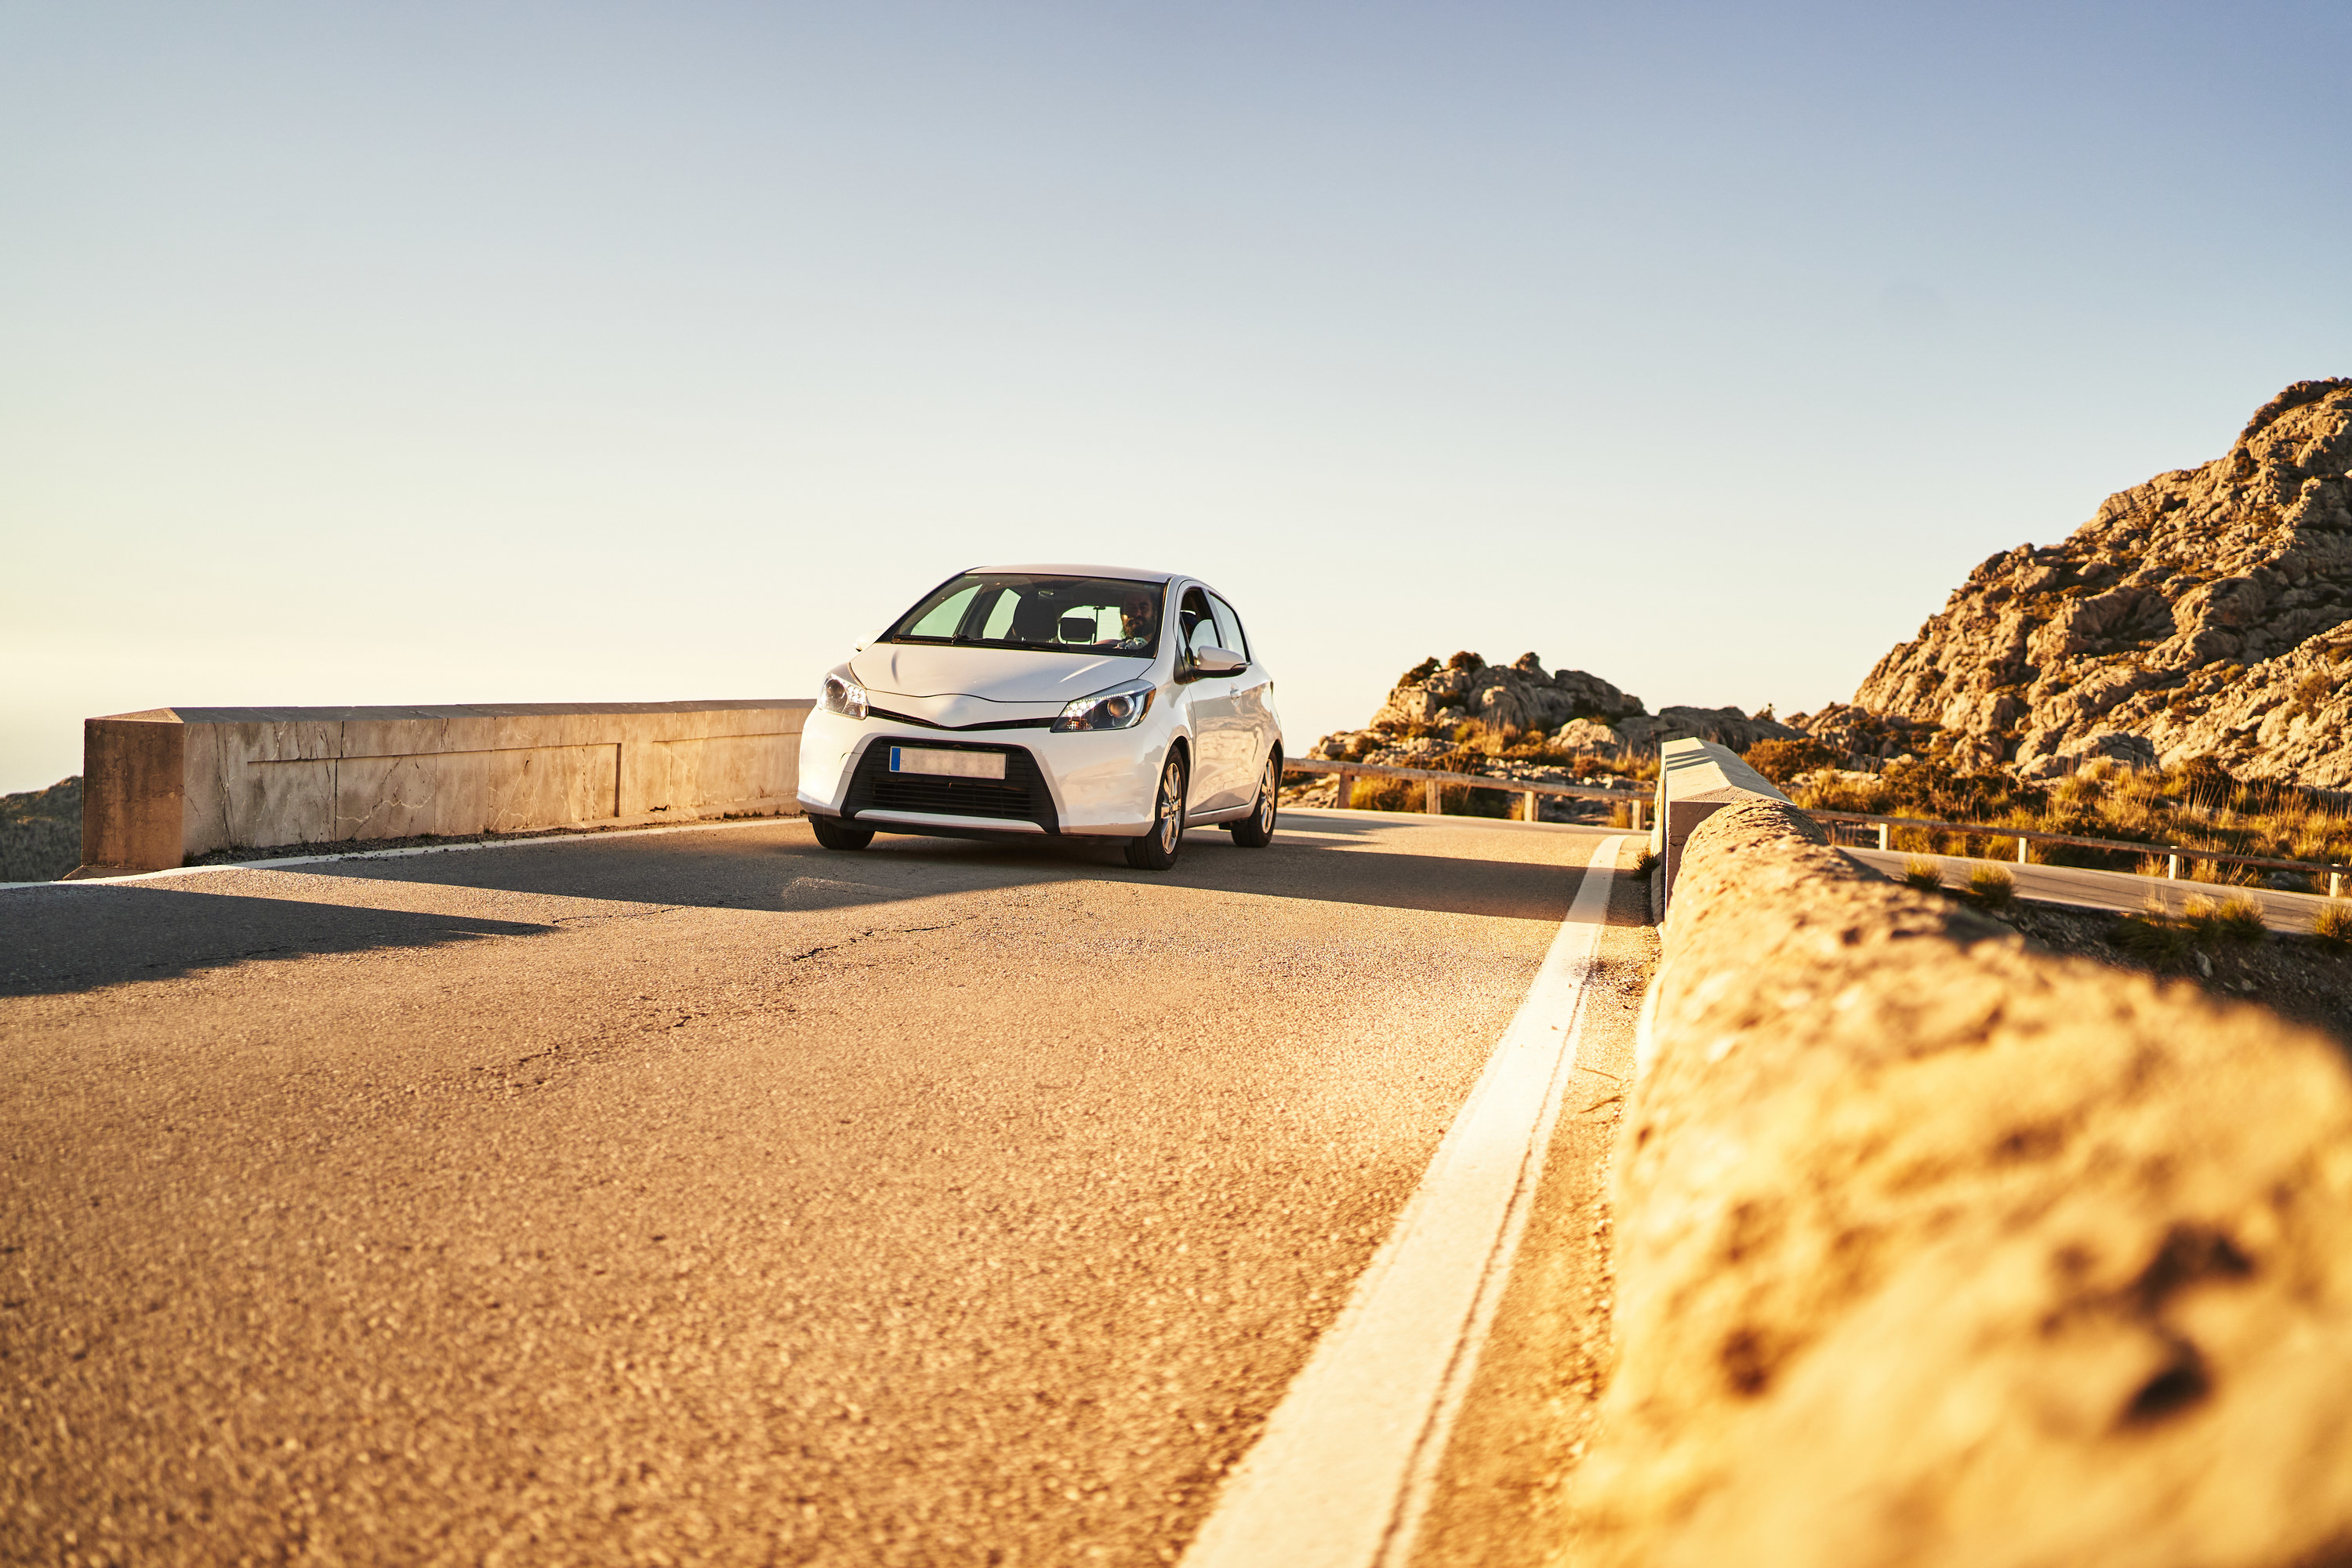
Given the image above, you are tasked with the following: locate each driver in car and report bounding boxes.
[1109,589,1159,652]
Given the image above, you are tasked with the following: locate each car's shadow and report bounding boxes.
[0,814,1646,997]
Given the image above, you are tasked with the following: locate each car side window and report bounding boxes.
[1207,594,1248,664]
[1180,587,1218,665]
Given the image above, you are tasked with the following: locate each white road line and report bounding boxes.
[1180,833,1629,1568]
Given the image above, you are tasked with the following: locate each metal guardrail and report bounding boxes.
[1281,757,1649,827]
[1806,805,2348,896]
[1283,756,2347,898]
[1289,757,2352,893]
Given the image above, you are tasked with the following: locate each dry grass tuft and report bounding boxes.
[2177,894,2267,948]
[2215,895,2270,946]
[2117,892,2272,967]
[2313,902,2352,953]
[2112,911,2194,968]
[1966,863,2016,909]
[1902,857,1944,891]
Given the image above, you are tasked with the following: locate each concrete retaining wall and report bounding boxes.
[80,701,812,873]
[1647,735,1788,914]
[1578,797,2352,1567]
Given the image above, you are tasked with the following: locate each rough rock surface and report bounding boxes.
[1780,702,1939,765]
[1316,652,1797,762]
[1367,652,1646,736]
[1573,797,2352,1568]
[1617,707,1800,757]
[1847,379,2352,783]
[1,777,81,883]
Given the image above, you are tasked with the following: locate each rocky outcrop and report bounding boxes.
[1780,702,1939,765]
[0,777,81,883]
[1316,652,1798,762]
[1617,707,1801,757]
[1846,379,2352,783]
[1367,652,1646,736]
[1577,796,2352,1567]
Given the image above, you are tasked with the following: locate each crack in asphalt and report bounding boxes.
[551,906,687,927]
[787,917,974,964]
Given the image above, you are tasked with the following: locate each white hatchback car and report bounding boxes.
[797,564,1283,869]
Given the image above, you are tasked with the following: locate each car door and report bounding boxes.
[1176,584,1247,811]
[1207,591,1275,793]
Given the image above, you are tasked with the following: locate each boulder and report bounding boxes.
[1553,718,1628,753]
[2015,729,2161,782]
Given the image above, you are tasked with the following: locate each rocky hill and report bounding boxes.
[1831,378,2352,786]
[1309,652,1798,768]
[2,776,82,882]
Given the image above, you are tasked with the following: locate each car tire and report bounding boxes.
[1124,752,1188,871]
[1226,755,1279,848]
[810,815,876,851]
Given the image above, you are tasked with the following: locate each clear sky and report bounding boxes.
[5,2,2350,793]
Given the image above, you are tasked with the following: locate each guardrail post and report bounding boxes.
[1424,778,1443,815]
[2168,854,2180,881]
[2016,837,2029,866]
[1876,823,1890,851]
[2334,870,2343,900]
[1630,798,1645,832]
[1334,771,1353,810]
[1521,789,1538,823]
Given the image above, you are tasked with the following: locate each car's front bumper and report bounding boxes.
[797,708,1171,837]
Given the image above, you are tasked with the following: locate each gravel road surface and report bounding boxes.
[1,810,1651,1567]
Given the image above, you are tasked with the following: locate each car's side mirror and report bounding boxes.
[1193,647,1247,676]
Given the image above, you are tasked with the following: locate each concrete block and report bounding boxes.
[1655,736,1788,913]
[78,713,187,873]
[79,700,813,873]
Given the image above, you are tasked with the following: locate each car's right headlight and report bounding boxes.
[822,668,868,720]
[1053,677,1156,732]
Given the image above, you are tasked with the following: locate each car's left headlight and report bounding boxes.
[1053,677,1156,732]
[822,668,868,720]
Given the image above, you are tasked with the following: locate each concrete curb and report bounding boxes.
[1574,797,2352,1567]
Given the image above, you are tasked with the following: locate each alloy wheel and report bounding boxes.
[1159,758,1184,851]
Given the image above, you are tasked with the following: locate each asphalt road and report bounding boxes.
[1,809,1653,1567]
[1844,845,2343,932]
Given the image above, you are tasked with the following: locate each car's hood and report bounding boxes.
[851,644,1154,720]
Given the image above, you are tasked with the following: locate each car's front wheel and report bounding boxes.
[810,815,875,851]
[1123,752,1188,870]
[1226,755,1279,848]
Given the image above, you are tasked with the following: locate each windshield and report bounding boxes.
[880,573,1164,657]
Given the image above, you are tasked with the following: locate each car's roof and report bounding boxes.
[964,563,1178,584]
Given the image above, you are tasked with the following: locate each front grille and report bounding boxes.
[844,741,1058,831]
[866,705,1054,732]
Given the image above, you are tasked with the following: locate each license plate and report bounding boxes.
[889,746,1006,781]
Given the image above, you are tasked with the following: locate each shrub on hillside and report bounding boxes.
[1,777,82,882]
[1743,738,1842,784]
